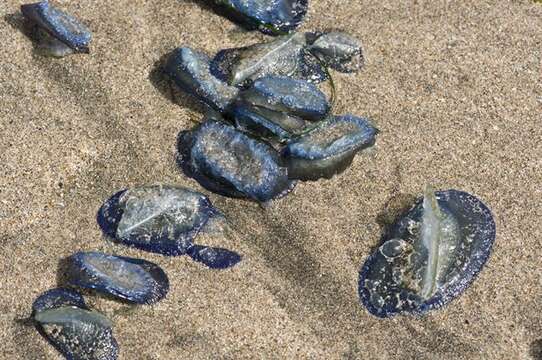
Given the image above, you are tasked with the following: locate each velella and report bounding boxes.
[282,115,378,181]
[34,306,118,360]
[97,185,220,256]
[306,31,364,73]
[210,33,325,86]
[358,187,496,318]
[65,251,169,305]
[208,0,308,35]
[231,101,308,142]
[240,76,330,121]
[165,47,239,112]
[32,288,118,360]
[21,1,92,57]
[177,119,292,202]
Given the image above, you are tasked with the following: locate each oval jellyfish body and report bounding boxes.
[282,115,378,181]
[65,251,169,305]
[358,188,496,317]
[209,0,308,35]
[240,76,330,121]
[32,288,118,360]
[98,185,219,256]
[210,33,326,86]
[178,120,292,202]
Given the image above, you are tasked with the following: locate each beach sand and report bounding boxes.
[1,0,541,359]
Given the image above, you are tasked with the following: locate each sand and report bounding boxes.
[1,0,541,359]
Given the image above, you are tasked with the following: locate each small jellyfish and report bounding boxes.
[178,119,293,202]
[32,288,118,360]
[239,76,330,121]
[358,186,496,317]
[306,31,364,73]
[65,251,170,305]
[207,0,308,35]
[231,101,308,142]
[165,47,239,112]
[21,1,92,57]
[281,115,378,181]
[210,33,323,86]
[97,185,242,268]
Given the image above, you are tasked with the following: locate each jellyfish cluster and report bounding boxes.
[20,1,496,359]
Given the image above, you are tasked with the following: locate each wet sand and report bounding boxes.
[1,0,541,359]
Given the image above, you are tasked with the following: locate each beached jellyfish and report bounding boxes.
[207,0,308,35]
[211,33,326,86]
[306,31,364,73]
[32,288,118,360]
[358,187,496,317]
[97,185,242,268]
[231,101,308,142]
[98,185,219,255]
[281,115,378,181]
[21,1,92,57]
[65,252,170,305]
[240,76,330,121]
[178,119,293,202]
[165,47,239,112]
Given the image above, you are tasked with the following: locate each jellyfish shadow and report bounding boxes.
[4,12,42,55]
[531,339,542,360]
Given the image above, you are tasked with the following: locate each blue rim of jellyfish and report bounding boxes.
[358,190,496,318]
[209,0,308,35]
[187,244,242,269]
[21,1,91,52]
[97,189,219,256]
[66,251,170,304]
[177,121,293,202]
[32,288,88,314]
